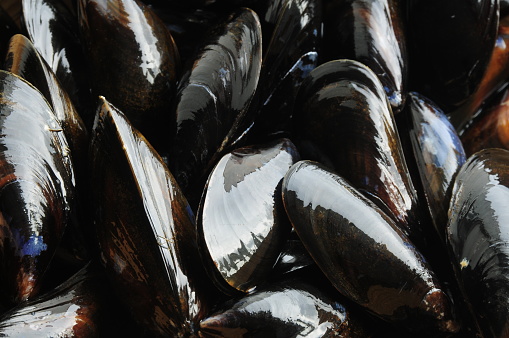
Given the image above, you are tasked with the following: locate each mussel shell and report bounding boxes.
[450,16,509,129]
[22,0,91,125]
[0,70,75,304]
[4,34,87,173]
[407,0,499,116]
[78,0,180,150]
[168,8,262,198]
[293,59,426,247]
[447,148,509,337]
[0,263,104,336]
[406,92,466,238]
[200,278,372,337]
[197,138,299,295]
[460,85,509,157]
[90,97,210,336]
[282,160,458,333]
[323,0,407,113]
[245,0,321,140]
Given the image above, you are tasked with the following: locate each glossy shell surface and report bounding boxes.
[79,0,180,149]
[4,34,87,168]
[282,160,457,333]
[407,92,466,237]
[90,97,209,336]
[447,148,509,337]
[197,138,299,294]
[169,8,262,196]
[200,279,372,337]
[294,59,425,246]
[0,70,75,304]
[324,0,407,112]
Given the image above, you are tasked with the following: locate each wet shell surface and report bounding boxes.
[447,148,509,337]
[293,59,426,247]
[0,70,75,305]
[197,138,299,294]
[4,34,87,170]
[168,8,262,197]
[282,160,458,333]
[199,278,372,337]
[407,92,466,238]
[0,263,104,337]
[89,97,210,336]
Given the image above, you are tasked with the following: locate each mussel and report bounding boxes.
[447,148,509,337]
[407,0,499,122]
[0,70,75,305]
[323,0,407,113]
[450,15,509,129]
[197,138,299,295]
[78,0,180,150]
[406,92,466,238]
[460,85,509,157]
[168,8,262,202]
[22,0,91,124]
[282,160,458,334]
[0,263,104,336]
[246,0,321,139]
[4,34,87,172]
[293,59,427,248]
[200,278,373,337]
[89,97,210,336]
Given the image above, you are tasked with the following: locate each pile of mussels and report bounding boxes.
[0,0,508,336]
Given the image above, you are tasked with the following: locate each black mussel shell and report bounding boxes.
[324,0,407,113]
[200,278,372,337]
[0,70,75,305]
[78,0,180,151]
[282,160,458,334]
[0,263,104,336]
[293,59,427,248]
[246,0,321,139]
[22,0,92,126]
[407,0,499,120]
[90,97,210,336]
[4,34,87,173]
[460,85,509,157]
[406,92,466,238]
[197,138,299,295]
[450,16,509,130]
[168,8,262,200]
[4,34,90,260]
[447,148,509,337]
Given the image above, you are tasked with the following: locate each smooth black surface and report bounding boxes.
[283,160,458,333]
[168,8,262,200]
[293,59,426,248]
[447,148,509,337]
[407,92,466,237]
[324,0,407,112]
